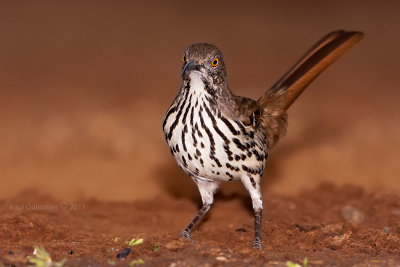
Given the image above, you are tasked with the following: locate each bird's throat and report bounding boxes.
[187,72,206,95]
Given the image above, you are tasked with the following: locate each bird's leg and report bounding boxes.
[253,209,262,249]
[180,203,211,241]
[241,175,263,250]
[180,180,217,242]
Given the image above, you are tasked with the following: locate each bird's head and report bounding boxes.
[181,43,227,88]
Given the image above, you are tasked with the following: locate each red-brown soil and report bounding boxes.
[1,184,400,266]
[1,1,400,266]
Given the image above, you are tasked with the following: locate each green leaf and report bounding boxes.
[286,261,301,267]
[153,244,160,252]
[53,259,67,267]
[303,257,308,267]
[107,259,117,265]
[131,238,143,246]
[27,247,66,267]
[129,259,144,266]
[28,247,52,267]
[128,238,135,246]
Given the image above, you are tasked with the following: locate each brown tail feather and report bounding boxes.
[269,30,363,110]
[259,30,364,148]
[269,30,348,96]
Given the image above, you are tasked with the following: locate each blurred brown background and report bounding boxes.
[0,1,399,201]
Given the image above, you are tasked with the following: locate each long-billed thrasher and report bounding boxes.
[162,30,363,249]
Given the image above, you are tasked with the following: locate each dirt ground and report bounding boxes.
[1,184,400,266]
[1,1,400,266]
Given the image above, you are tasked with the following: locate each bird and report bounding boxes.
[162,30,363,249]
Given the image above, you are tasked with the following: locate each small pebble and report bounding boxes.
[165,240,184,251]
[216,256,228,262]
[321,223,344,235]
[327,233,350,249]
[309,260,324,265]
[170,260,185,267]
[342,205,364,227]
[240,248,251,254]
[391,209,400,216]
[288,202,296,210]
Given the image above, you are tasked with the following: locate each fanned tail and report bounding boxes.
[258,30,364,148]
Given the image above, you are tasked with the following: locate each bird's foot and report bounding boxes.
[180,230,194,242]
[252,238,262,250]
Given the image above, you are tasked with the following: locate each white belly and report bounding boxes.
[164,74,266,183]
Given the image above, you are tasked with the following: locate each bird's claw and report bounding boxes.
[252,238,262,250]
[180,230,194,242]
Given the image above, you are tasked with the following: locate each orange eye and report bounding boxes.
[211,57,219,67]
[182,54,186,62]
